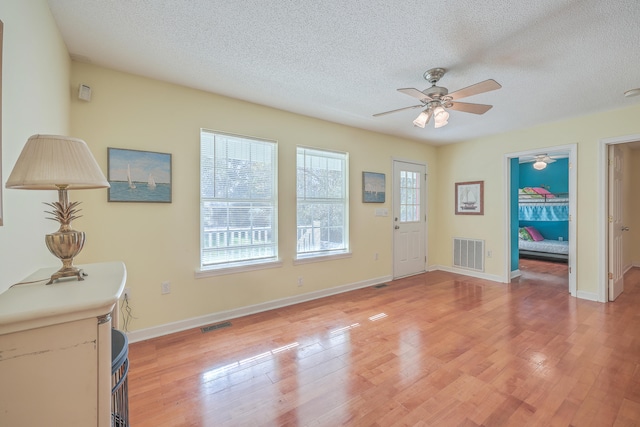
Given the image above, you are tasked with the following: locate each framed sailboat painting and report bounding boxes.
[107,148,172,203]
[455,181,483,215]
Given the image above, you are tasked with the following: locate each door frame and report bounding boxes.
[503,144,577,296]
[598,134,640,302]
[391,157,428,279]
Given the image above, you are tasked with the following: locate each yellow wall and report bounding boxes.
[70,62,438,333]
[0,0,70,291]
[5,0,640,335]
[435,104,640,297]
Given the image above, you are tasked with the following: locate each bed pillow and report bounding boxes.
[525,226,544,242]
[519,227,533,241]
[522,187,543,198]
[532,187,555,198]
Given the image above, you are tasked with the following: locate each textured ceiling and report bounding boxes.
[47,0,640,145]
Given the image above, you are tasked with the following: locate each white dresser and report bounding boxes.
[0,262,126,427]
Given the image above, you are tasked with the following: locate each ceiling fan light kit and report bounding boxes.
[526,154,557,170]
[374,67,501,130]
[413,110,432,128]
[433,106,449,128]
[533,160,547,170]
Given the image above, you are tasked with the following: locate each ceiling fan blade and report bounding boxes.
[373,104,424,117]
[448,101,493,115]
[397,88,433,103]
[447,79,501,100]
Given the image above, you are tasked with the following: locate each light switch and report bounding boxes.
[375,208,389,217]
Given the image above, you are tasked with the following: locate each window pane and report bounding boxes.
[200,130,277,268]
[296,147,349,257]
[400,170,420,223]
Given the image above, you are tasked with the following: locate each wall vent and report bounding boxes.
[453,238,485,272]
[201,321,232,333]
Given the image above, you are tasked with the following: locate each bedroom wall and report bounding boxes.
[518,158,569,241]
[69,62,438,335]
[0,0,70,292]
[434,102,640,300]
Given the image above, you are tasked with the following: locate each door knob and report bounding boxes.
[622,226,630,231]
[395,225,400,229]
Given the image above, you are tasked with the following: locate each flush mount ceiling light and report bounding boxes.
[374,67,501,130]
[624,88,640,98]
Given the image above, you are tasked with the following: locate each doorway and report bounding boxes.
[392,160,427,279]
[599,134,640,302]
[504,144,577,295]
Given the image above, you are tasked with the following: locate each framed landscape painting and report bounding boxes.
[362,172,385,203]
[107,148,172,203]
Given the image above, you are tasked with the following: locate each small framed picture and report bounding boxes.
[363,172,386,203]
[455,181,483,215]
[107,148,172,203]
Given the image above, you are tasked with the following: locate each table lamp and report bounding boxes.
[5,134,110,284]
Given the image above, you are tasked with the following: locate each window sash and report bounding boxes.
[296,147,348,257]
[200,130,278,268]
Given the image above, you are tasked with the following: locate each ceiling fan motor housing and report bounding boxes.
[424,85,449,99]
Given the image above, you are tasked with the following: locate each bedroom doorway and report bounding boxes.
[504,144,577,296]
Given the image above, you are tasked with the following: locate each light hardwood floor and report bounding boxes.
[128,260,640,426]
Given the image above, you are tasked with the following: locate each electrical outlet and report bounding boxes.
[161,281,171,294]
[487,250,493,258]
[123,288,131,300]
[297,276,303,287]
[374,252,379,261]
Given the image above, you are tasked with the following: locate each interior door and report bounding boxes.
[608,145,625,300]
[392,160,426,278]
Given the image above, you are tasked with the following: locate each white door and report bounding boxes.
[393,160,426,278]
[608,145,625,301]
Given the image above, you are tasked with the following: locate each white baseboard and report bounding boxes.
[510,269,521,280]
[126,274,392,343]
[576,290,599,302]
[431,265,505,283]
[624,263,635,275]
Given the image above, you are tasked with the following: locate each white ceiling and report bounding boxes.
[46,0,640,145]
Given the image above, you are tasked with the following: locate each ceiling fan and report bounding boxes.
[522,154,558,170]
[373,68,501,129]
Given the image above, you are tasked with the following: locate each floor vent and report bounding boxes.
[201,321,232,333]
[453,238,485,272]
[373,283,388,288]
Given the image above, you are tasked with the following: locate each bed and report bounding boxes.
[518,189,569,222]
[518,238,568,261]
[518,187,569,262]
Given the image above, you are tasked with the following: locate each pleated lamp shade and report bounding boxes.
[5,134,109,190]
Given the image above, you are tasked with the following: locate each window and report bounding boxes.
[200,130,278,270]
[296,147,349,259]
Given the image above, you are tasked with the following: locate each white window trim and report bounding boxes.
[195,259,283,278]
[296,146,350,260]
[293,251,352,265]
[200,129,278,269]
